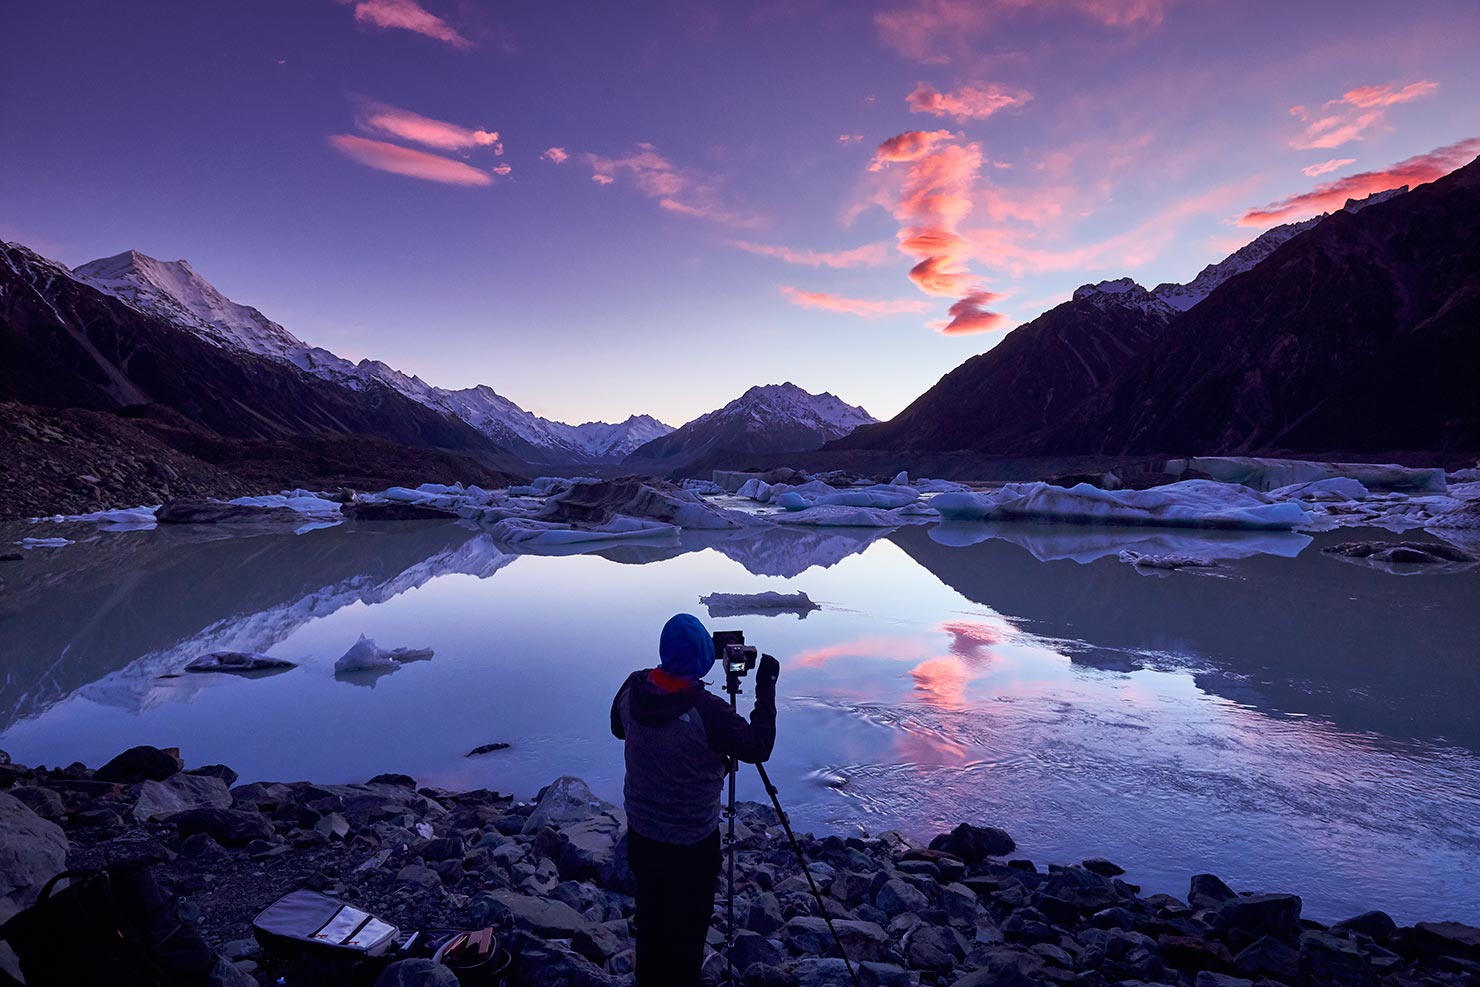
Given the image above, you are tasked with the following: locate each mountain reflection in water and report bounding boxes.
[1,516,1476,924]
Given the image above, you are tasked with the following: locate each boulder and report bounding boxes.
[1194,974,1253,987]
[374,958,460,987]
[1233,935,1300,981]
[949,947,1046,987]
[1188,873,1237,911]
[1215,893,1302,944]
[0,792,68,897]
[929,823,1015,863]
[1299,930,1373,987]
[521,777,626,884]
[785,916,890,962]
[729,929,784,972]
[165,807,274,847]
[1082,858,1125,877]
[473,890,590,937]
[1332,910,1398,945]
[132,774,232,822]
[875,878,930,917]
[94,745,181,784]
[1412,922,1480,962]
[906,924,967,969]
[6,786,66,821]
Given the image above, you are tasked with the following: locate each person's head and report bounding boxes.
[658,612,714,681]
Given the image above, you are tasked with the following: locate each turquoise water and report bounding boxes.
[1,518,1477,924]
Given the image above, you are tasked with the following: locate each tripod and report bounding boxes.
[723,670,860,987]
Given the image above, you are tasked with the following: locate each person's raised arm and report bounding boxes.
[695,655,779,763]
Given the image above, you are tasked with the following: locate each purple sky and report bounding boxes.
[3,0,1476,425]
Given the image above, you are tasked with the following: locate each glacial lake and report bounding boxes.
[2,516,1477,926]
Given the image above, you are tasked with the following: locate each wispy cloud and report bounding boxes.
[541,147,569,164]
[907,82,1031,122]
[1241,137,1479,226]
[868,129,1006,333]
[780,287,933,318]
[337,0,470,48]
[730,240,892,268]
[1289,80,1438,150]
[1302,157,1355,178]
[355,100,499,153]
[876,0,1168,63]
[584,142,760,228]
[326,135,494,186]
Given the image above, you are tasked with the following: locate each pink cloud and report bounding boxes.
[906,82,1031,122]
[491,163,512,176]
[868,129,1007,334]
[1289,80,1438,150]
[1241,137,1480,226]
[584,143,760,227]
[780,287,933,318]
[338,0,469,48]
[876,0,1167,62]
[541,147,569,164]
[729,240,892,268]
[355,100,499,153]
[1302,157,1356,178]
[326,134,493,186]
[838,133,864,144]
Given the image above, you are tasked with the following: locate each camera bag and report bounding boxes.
[252,888,400,960]
[0,861,216,987]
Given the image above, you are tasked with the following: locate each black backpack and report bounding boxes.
[0,861,216,986]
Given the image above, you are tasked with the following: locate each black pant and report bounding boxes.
[627,827,722,987]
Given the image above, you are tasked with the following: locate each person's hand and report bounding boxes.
[758,654,780,689]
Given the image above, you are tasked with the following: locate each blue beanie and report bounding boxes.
[659,613,714,680]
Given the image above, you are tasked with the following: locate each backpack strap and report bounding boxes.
[35,868,103,904]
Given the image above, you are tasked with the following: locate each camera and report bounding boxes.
[712,630,757,677]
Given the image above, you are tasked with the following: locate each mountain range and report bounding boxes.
[834,166,1477,460]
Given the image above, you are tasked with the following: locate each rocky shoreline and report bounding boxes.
[2,746,1477,987]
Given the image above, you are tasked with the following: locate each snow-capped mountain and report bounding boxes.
[1150,186,1409,312]
[625,382,876,470]
[1072,277,1177,317]
[71,250,672,465]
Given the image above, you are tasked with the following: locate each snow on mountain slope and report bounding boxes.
[1151,186,1409,312]
[70,250,672,464]
[625,382,876,467]
[1072,277,1178,317]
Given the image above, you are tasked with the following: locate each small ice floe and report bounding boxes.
[32,506,160,530]
[680,479,724,496]
[333,634,435,674]
[184,651,297,674]
[1322,540,1477,574]
[15,537,74,548]
[1117,550,1221,571]
[700,591,821,619]
[932,480,1311,530]
[229,491,343,517]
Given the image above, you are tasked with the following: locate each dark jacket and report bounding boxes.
[611,671,775,845]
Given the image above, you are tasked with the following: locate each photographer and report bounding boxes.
[610,612,778,987]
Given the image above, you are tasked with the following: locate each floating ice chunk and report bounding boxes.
[489,515,680,546]
[334,635,400,673]
[777,484,920,512]
[382,486,435,504]
[681,479,724,496]
[15,537,74,548]
[1267,478,1370,502]
[891,470,909,485]
[931,480,1312,530]
[700,591,821,618]
[1179,457,1447,494]
[333,634,434,674]
[735,478,773,501]
[914,478,970,494]
[1117,551,1221,570]
[34,505,160,529]
[230,493,342,516]
[185,651,297,674]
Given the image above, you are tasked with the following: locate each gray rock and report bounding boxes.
[948,946,1046,987]
[132,773,232,822]
[1413,921,1480,962]
[206,956,258,987]
[374,958,460,987]
[1194,974,1253,987]
[1332,910,1398,945]
[94,745,181,784]
[748,891,786,935]
[522,777,627,884]
[1233,935,1300,980]
[1082,858,1125,876]
[876,878,930,916]
[1215,893,1303,943]
[793,957,861,987]
[1299,930,1373,987]
[786,916,890,962]
[185,651,297,674]
[858,961,911,987]
[166,807,274,847]
[907,924,967,970]
[396,864,442,891]
[729,929,784,971]
[1188,873,1237,911]
[6,786,66,821]
[0,792,68,897]
[475,890,590,937]
[929,823,1016,863]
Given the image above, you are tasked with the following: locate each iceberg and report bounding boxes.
[15,537,74,548]
[229,492,343,517]
[1117,551,1221,571]
[1179,457,1447,494]
[680,479,724,496]
[772,505,930,528]
[333,634,434,674]
[776,483,921,512]
[931,480,1312,530]
[1267,478,1370,502]
[699,591,821,618]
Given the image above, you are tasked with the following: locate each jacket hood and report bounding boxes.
[659,612,715,680]
[629,670,704,726]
